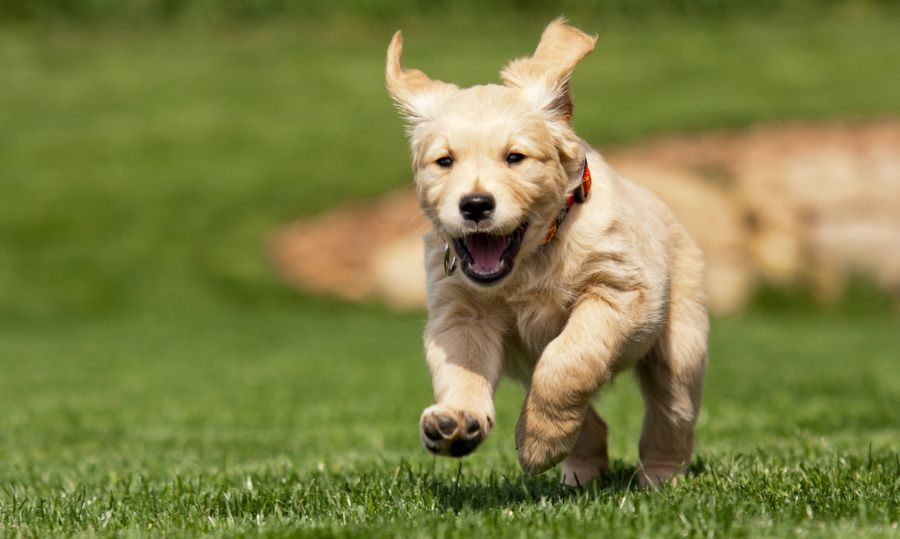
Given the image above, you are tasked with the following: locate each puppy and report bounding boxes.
[385,18,708,487]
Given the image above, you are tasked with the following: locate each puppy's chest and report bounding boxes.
[506,288,572,356]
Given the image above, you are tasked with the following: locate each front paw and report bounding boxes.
[420,405,492,457]
[515,405,583,474]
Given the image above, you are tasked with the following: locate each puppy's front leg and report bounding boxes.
[516,294,634,474]
[420,298,506,457]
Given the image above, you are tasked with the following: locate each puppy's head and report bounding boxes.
[386,18,596,286]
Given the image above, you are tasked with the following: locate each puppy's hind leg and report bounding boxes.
[636,293,708,488]
[560,406,609,486]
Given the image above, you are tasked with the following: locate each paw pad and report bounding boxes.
[420,408,488,457]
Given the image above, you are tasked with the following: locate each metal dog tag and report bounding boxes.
[443,241,457,276]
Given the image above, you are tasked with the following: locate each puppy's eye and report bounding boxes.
[436,156,453,168]
[506,153,526,165]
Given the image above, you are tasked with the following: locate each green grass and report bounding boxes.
[1,308,897,537]
[0,15,898,537]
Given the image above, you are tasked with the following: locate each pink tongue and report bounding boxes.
[466,234,510,274]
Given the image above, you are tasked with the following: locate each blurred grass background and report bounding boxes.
[3,10,900,321]
[2,0,898,23]
[0,1,898,536]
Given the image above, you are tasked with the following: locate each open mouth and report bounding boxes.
[452,223,528,284]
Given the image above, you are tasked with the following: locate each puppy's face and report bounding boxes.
[411,87,570,284]
[386,19,597,286]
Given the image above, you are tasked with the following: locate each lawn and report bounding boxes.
[0,14,898,537]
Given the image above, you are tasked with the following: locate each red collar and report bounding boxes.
[543,159,592,244]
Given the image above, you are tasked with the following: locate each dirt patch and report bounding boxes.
[271,119,900,313]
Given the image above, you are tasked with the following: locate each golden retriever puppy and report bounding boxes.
[385,18,708,487]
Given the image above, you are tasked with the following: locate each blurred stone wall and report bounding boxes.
[272,120,900,313]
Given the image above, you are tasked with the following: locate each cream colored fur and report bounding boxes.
[386,18,708,487]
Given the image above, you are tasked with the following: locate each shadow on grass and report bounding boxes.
[426,458,707,511]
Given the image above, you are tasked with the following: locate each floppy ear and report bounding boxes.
[500,18,597,122]
[386,31,457,124]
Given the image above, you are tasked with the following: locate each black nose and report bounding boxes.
[459,193,495,222]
